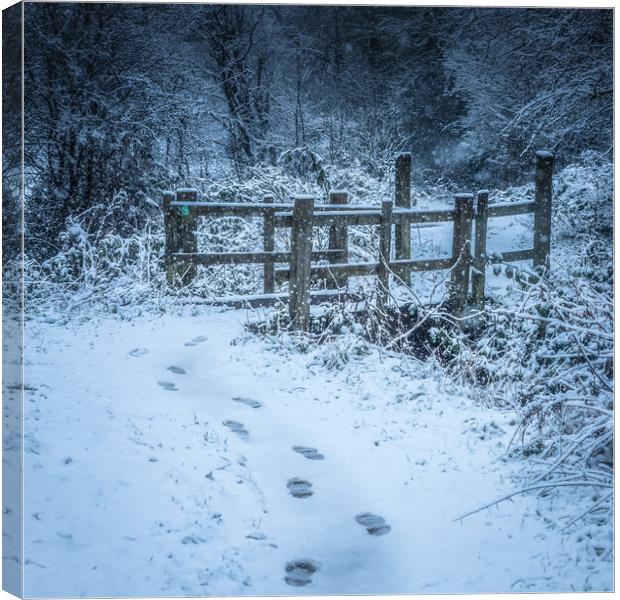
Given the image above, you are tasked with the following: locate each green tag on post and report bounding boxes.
[180,206,189,217]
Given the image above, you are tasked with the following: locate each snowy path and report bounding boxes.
[22,309,610,596]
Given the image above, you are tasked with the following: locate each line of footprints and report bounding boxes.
[154,335,392,589]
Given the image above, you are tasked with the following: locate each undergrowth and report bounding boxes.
[12,154,614,541]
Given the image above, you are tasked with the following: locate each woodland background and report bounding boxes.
[2,5,612,262]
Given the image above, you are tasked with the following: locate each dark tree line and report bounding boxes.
[3,3,22,264]
[9,4,612,260]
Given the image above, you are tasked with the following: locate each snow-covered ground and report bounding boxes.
[21,307,612,596]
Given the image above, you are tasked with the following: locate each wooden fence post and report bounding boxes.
[263,196,275,294]
[163,191,177,286]
[449,193,474,316]
[377,200,393,311]
[394,153,412,271]
[533,151,554,272]
[328,190,349,289]
[174,188,198,286]
[289,195,314,331]
[472,190,489,306]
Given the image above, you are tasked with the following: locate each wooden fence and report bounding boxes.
[163,151,554,330]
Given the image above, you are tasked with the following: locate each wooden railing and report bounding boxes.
[163,151,554,330]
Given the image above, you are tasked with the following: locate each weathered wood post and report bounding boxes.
[327,190,349,289]
[163,191,177,286]
[288,195,314,331]
[449,193,474,316]
[377,200,393,311]
[174,188,198,286]
[394,154,412,280]
[263,195,275,294]
[533,151,554,273]
[472,190,489,306]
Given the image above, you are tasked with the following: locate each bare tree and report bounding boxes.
[197,5,273,175]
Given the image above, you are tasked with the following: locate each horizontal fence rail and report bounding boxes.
[486,200,536,218]
[163,150,554,330]
[174,249,342,266]
[168,200,379,215]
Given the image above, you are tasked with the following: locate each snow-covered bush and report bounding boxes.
[277,146,329,192]
[554,151,613,242]
[451,157,613,531]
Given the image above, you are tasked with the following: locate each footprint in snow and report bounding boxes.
[232,396,262,408]
[287,478,313,498]
[184,335,208,347]
[157,381,178,392]
[129,348,149,357]
[222,420,249,439]
[355,512,391,536]
[167,366,186,375]
[292,445,324,460]
[284,560,318,587]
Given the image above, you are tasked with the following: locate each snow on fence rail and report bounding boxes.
[163,151,554,331]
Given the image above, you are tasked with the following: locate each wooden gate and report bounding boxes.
[163,151,554,330]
